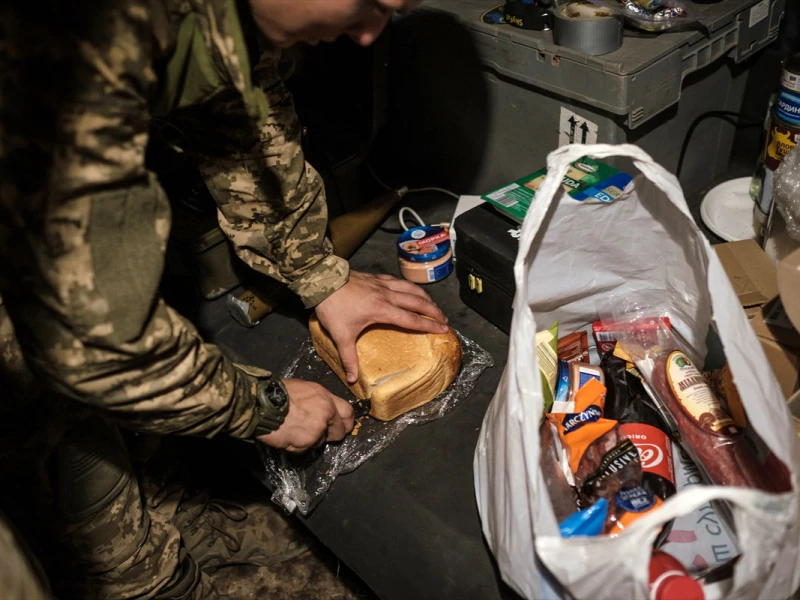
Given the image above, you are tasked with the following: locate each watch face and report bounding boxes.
[266,380,288,409]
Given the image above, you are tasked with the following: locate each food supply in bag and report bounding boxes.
[649,551,705,600]
[548,378,666,535]
[592,317,672,356]
[554,360,570,405]
[704,365,747,428]
[605,485,664,536]
[548,379,616,476]
[559,498,608,538]
[613,313,776,491]
[568,362,604,404]
[540,420,580,522]
[602,354,676,501]
[557,331,589,364]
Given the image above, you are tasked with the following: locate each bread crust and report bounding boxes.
[308,315,462,421]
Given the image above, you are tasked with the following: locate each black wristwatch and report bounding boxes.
[252,378,290,437]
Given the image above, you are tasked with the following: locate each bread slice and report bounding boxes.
[309,315,462,421]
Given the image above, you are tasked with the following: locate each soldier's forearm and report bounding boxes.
[12,297,263,439]
[180,49,344,305]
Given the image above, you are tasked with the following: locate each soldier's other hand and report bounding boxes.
[256,379,354,453]
[314,271,449,384]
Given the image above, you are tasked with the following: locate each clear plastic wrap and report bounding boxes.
[773,143,800,244]
[606,292,775,492]
[258,331,493,515]
[586,0,693,31]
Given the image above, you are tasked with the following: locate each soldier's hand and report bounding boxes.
[256,379,354,453]
[314,271,448,384]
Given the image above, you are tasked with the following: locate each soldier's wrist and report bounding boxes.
[289,255,350,308]
[251,377,290,437]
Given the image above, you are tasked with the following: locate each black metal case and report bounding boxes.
[454,204,519,334]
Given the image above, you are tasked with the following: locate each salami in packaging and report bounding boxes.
[614,315,772,491]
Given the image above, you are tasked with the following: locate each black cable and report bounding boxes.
[675,111,762,179]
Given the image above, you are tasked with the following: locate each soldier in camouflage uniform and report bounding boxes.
[0,0,433,597]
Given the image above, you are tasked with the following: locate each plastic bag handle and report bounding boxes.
[506,144,694,419]
[513,144,692,317]
[536,484,795,598]
[610,484,790,545]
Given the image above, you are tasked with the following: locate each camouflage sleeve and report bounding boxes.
[0,0,262,439]
[177,48,350,309]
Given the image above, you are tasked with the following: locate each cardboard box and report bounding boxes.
[757,336,800,400]
[749,297,800,352]
[777,247,800,333]
[714,240,779,310]
[715,241,800,399]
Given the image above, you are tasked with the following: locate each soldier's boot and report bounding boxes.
[53,417,218,599]
[172,489,313,572]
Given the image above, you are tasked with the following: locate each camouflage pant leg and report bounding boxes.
[1,297,218,600]
[52,417,219,600]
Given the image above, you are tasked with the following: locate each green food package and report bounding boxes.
[535,322,559,413]
[481,157,633,223]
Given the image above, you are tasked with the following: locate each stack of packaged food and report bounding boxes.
[536,312,792,597]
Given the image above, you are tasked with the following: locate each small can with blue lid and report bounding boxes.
[397,226,454,284]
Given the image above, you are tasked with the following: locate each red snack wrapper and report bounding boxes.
[593,317,672,355]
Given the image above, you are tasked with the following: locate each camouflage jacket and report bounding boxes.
[0,0,348,438]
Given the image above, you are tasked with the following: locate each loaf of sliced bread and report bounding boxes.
[309,315,462,421]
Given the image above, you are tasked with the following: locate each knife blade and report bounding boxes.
[350,399,372,419]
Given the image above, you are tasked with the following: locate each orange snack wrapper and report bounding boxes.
[548,379,617,474]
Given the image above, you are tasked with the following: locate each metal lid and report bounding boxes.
[397,226,451,263]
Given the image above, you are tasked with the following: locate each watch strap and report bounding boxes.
[252,378,289,437]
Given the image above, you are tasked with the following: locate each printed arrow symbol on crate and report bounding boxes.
[580,122,590,144]
[568,116,577,143]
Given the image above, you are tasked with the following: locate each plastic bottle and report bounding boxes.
[754,53,800,243]
[649,551,704,600]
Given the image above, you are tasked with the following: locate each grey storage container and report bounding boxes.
[387,0,785,197]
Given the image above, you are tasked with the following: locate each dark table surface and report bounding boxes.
[191,198,519,600]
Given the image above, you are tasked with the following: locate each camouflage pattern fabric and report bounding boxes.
[0,0,266,439]
[51,417,218,599]
[172,45,350,308]
[0,0,346,596]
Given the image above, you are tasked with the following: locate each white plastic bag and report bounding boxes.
[473,144,800,600]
